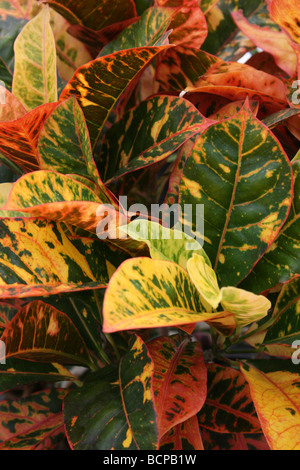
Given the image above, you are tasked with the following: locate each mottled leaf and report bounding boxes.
[99,6,173,57]
[102,257,235,333]
[159,415,204,450]
[241,161,300,293]
[263,108,300,130]
[147,335,207,438]
[0,218,126,298]
[201,427,270,450]
[179,102,293,287]
[268,0,300,44]
[0,389,66,450]
[60,45,171,150]
[0,300,93,366]
[241,360,300,450]
[64,335,158,450]
[187,253,221,309]
[198,364,261,433]
[12,6,57,110]
[0,85,26,122]
[101,95,211,182]
[43,0,137,31]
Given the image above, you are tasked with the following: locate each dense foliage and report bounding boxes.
[0,0,299,451]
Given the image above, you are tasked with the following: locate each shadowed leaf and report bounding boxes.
[159,415,204,450]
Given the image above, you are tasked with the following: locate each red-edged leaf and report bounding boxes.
[0,85,26,122]
[147,335,207,439]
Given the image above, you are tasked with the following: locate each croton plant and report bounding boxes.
[0,0,298,452]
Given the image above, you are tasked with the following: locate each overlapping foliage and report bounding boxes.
[0,0,299,451]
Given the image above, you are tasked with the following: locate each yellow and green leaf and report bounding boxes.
[187,253,221,309]
[64,334,158,450]
[12,6,57,110]
[147,335,207,438]
[241,360,300,450]
[179,102,293,287]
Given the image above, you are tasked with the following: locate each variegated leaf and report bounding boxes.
[240,160,300,294]
[0,182,28,217]
[0,389,66,450]
[102,257,235,333]
[101,95,211,182]
[12,6,57,110]
[0,101,57,173]
[37,97,104,187]
[0,1,37,20]
[43,0,137,31]
[0,300,93,366]
[241,360,300,450]
[64,335,158,450]
[0,218,126,298]
[201,427,270,450]
[198,364,261,433]
[59,45,171,150]
[159,415,204,450]
[147,335,207,438]
[0,85,26,122]
[179,102,293,287]
[268,0,300,45]
[263,108,300,130]
[187,253,221,309]
[99,6,173,57]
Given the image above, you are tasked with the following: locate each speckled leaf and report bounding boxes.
[159,415,204,450]
[0,101,57,174]
[0,389,66,450]
[99,6,173,57]
[268,0,300,44]
[38,97,104,187]
[179,103,293,287]
[43,0,137,31]
[12,6,57,110]
[147,335,207,438]
[241,360,300,450]
[0,218,125,298]
[0,358,79,393]
[5,170,119,233]
[201,428,270,450]
[0,182,28,217]
[102,257,236,333]
[198,364,261,433]
[240,160,300,294]
[60,46,170,150]
[64,334,158,450]
[232,10,297,76]
[101,95,210,182]
[123,219,211,270]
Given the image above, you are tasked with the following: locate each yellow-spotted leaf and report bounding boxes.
[59,45,171,150]
[102,257,233,333]
[268,0,300,44]
[43,0,137,31]
[0,300,93,366]
[147,335,207,438]
[122,219,211,270]
[64,334,158,450]
[37,97,106,189]
[187,253,221,309]
[0,218,126,298]
[0,101,57,174]
[220,287,271,327]
[179,102,293,287]
[241,360,300,450]
[12,6,57,110]
[240,160,300,294]
[0,389,67,450]
[197,364,261,433]
[101,95,211,182]
[0,182,28,217]
[5,170,118,233]
[159,415,204,450]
